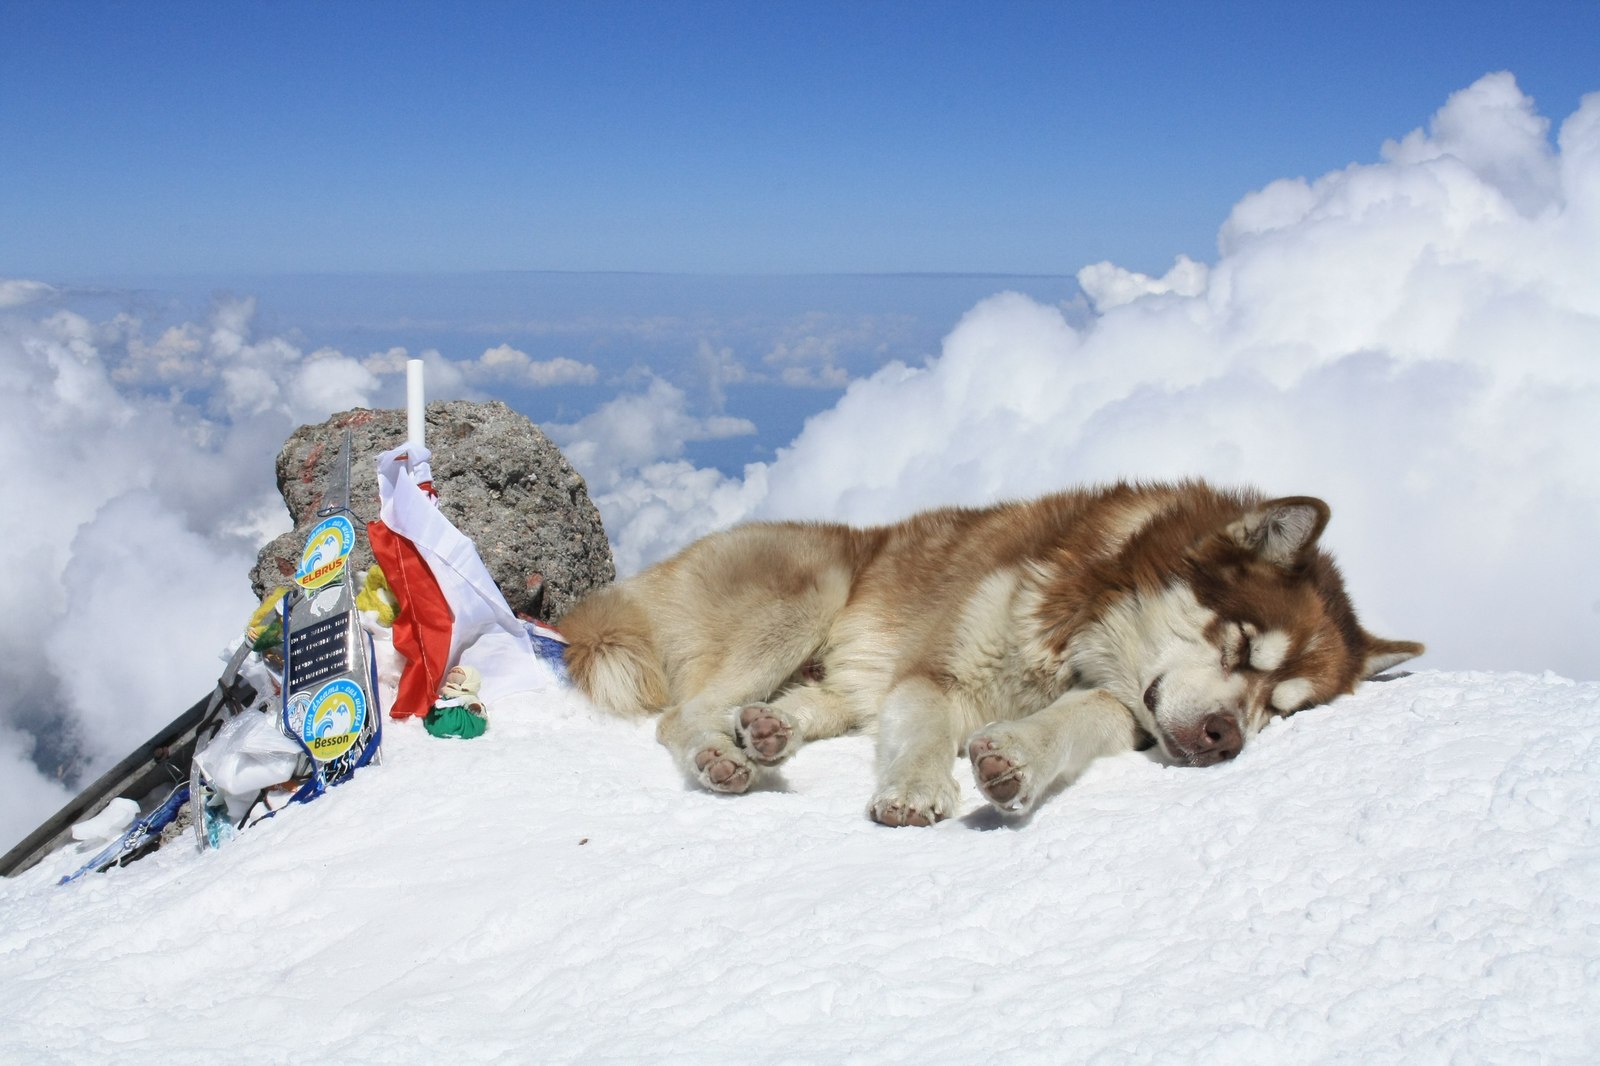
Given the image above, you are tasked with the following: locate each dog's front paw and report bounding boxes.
[693,740,756,794]
[967,728,1039,814]
[733,702,794,765]
[869,774,958,827]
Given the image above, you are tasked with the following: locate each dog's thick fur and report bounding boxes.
[559,481,1422,825]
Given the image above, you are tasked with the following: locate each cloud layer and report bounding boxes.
[577,73,1600,680]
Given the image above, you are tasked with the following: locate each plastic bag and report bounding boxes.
[192,710,304,821]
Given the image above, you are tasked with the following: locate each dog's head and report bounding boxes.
[1120,496,1422,767]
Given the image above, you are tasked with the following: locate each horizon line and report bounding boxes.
[15,267,1088,287]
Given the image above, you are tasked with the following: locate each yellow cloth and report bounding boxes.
[355,565,399,626]
[246,587,290,650]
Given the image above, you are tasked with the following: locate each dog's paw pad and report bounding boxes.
[693,745,753,793]
[869,777,957,827]
[968,734,1028,810]
[734,703,793,764]
[872,801,937,827]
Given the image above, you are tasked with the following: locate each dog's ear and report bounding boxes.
[1360,634,1425,678]
[1226,497,1330,567]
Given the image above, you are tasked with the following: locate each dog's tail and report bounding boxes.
[559,585,669,717]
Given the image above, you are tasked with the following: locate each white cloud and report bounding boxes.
[1381,70,1560,216]
[546,375,762,573]
[0,726,72,856]
[549,376,755,494]
[363,346,414,374]
[80,293,395,423]
[0,278,57,308]
[1078,254,1209,313]
[764,329,848,384]
[219,364,282,418]
[591,461,770,576]
[44,494,258,766]
[589,73,1600,680]
[285,352,381,425]
[696,338,751,410]
[778,363,850,388]
[117,320,205,385]
[759,311,914,389]
[469,343,599,387]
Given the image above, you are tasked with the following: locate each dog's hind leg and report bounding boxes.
[658,693,769,795]
[656,641,833,795]
[868,676,965,827]
[735,680,862,767]
[966,690,1140,815]
[661,677,864,793]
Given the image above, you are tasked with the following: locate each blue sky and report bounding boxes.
[4,0,1598,278]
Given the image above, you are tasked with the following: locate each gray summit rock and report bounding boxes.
[251,400,614,622]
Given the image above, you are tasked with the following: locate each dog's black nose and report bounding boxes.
[1188,713,1242,766]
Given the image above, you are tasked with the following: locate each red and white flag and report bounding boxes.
[369,444,560,719]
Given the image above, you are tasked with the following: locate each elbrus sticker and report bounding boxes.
[299,678,368,762]
[294,515,356,590]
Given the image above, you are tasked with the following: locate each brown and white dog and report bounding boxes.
[559,481,1422,826]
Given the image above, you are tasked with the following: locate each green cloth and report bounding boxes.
[424,703,487,739]
[249,617,282,652]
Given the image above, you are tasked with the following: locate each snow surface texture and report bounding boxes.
[3,670,1597,1063]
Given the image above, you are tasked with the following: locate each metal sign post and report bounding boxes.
[279,431,382,797]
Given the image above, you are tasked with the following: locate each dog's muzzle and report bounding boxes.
[1144,677,1244,767]
[1178,713,1242,766]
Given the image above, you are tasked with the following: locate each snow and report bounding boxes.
[3,669,1598,1062]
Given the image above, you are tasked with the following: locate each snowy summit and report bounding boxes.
[2,668,1596,1062]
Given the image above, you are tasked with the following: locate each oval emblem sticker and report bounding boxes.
[300,678,368,762]
[295,515,356,591]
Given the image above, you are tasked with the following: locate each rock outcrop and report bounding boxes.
[251,401,614,622]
